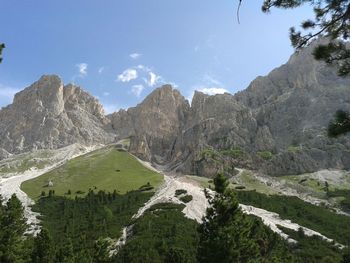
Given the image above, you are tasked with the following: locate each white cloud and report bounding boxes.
[98,67,104,74]
[145,72,162,87]
[131,84,145,97]
[136,64,151,72]
[130,53,142,60]
[103,92,110,96]
[76,63,88,77]
[117,68,138,82]
[199,87,228,95]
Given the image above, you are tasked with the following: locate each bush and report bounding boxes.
[200,148,221,160]
[175,189,187,196]
[220,148,245,158]
[139,184,154,191]
[257,151,273,160]
[287,146,302,153]
[179,195,193,203]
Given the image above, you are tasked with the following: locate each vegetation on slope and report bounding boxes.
[236,190,350,245]
[32,190,153,261]
[277,226,344,263]
[115,203,199,263]
[21,146,163,200]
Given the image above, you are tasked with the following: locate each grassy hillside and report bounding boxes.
[21,146,163,200]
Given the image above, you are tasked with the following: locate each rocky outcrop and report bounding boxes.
[0,75,115,155]
[234,39,350,175]
[168,91,257,175]
[108,85,190,162]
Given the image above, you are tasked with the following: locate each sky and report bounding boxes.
[0,0,313,113]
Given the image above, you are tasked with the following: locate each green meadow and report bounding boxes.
[21,146,163,200]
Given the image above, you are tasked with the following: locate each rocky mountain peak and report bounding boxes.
[12,74,65,116]
[0,75,115,155]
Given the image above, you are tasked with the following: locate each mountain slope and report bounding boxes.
[109,40,350,176]
[109,85,190,163]
[0,75,115,156]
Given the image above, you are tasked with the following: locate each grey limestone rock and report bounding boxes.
[0,75,115,156]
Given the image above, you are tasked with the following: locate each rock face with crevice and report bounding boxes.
[109,85,190,162]
[0,75,115,155]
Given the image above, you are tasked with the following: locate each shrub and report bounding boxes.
[257,151,273,160]
[139,184,154,191]
[179,195,193,203]
[175,189,188,196]
[220,148,245,158]
[287,146,302,153]
[200,148,221,160]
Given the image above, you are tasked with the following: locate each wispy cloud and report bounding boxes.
[145,72,162,87]
[131,84,145,97]
[130,53,142,60]
[117,68,138,82]
[203,74,222,86]
[103,91,110,96]
[0,84,20,107]
[76,63,88,77]
[199,87,228,95]
[136,64,151,71]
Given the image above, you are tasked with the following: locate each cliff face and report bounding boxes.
[0,75,115,154]
[234,40,350,175]
[107,40,350,176]
[108,85,190,162]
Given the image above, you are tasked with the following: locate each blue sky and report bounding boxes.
[0,0,313,113]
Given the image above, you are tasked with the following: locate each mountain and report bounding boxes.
[109,85,189,162]
[234,40,350,175]
[110,40,350,176]
[2,40,350,177]
[0,75,115,155]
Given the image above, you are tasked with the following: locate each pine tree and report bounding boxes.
[197,173,260,263]
[31,228,54,263]
[93,237,111,263]
[55,237,75,263]
[0,194,27,263]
